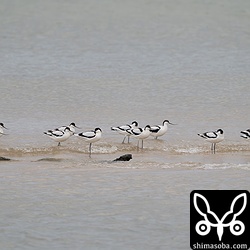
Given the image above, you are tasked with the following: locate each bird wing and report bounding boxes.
[130,128,143,135]
[241,130,250,138]
[150,125,160,133]
[51,130,64,137]
[111,124,131,131]
[119,124,131,130]
[79,131,96,139]
[57,126,66,131]
[203,131,217,138]
[57,126,74,133]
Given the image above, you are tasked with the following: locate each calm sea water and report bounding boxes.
[0,0,250,249]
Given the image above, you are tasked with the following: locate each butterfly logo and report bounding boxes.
[193,192,247,241]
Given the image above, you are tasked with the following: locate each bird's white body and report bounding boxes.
[198,129,224,153]
[0,123,7,137]
[111,121,138,143]
[57,122,80,136]
[127,125,151,149]
[198,130,224,143]
[0,126,4,137]
[129,126,151,140]
[44,127,71,146]
[240,129,250,139]
[75,128,102,156]
[75,128,102,143]
[150,120,174,139]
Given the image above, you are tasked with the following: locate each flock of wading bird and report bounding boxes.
[1,121,250,156]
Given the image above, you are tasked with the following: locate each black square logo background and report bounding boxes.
[190,190,250,249]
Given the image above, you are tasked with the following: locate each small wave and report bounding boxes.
[196,163,250,171]
[0,143,116,155]
[174,147,204,154]
[34,158,63,162]
[172,142,250,155]
[0,141,250,158]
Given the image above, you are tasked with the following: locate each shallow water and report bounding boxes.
[0,160,249,250]
[0,0,250,249]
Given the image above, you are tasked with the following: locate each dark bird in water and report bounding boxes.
[113,154,132,162]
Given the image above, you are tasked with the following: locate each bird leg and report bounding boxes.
[211,143,216,154]
[137,140,140,151]
[89,143,92,157]
[122,136,126,144]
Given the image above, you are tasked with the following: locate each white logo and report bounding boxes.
[193,193,247,241]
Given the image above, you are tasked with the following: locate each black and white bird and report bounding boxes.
[127,125,151,149]
[74,128,102,157]
[0,123,7,136]
[44,127,72,146]
[240,129,250,139]
[150,120,176,139]
[198,129,224,154]
[56,122,80,136]
[111,121,138,143]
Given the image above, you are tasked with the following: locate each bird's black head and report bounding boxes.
[70,122,81,129]
[95,128,102,132]
[0,123,7,129]
[163,120,176,125]
[132,121,138,127]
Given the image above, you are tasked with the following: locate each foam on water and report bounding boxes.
[174,147,204,154]
[1,141,250,172]
[197,163,250,171]
[0,142,248,157]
